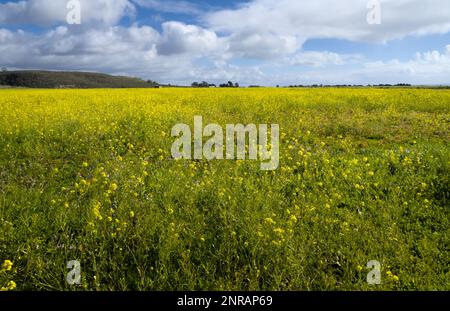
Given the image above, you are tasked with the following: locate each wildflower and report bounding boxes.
[289,215,298,223]
[0,280,16,291]
[110,183,118,191]
[273,228,285,235]
[93,202,102,220]
[82,162,89,167]
[264,217,276,225]
[356,265,363,272]
[2,260,13,271]
[130,211,135,218]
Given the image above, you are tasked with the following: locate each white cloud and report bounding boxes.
[0,0,450,85]
[157,22,224,56]
[206,0,450,44]
[290,51,361,67]
[227,31,299,59]
[364,46,450,79]
[0,0,135,26]
[132,0,202,15]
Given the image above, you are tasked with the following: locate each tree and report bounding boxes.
[1,67,7,72]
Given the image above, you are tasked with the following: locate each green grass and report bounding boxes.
[0,88,449,291]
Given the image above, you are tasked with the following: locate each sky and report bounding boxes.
[0,0,450,86]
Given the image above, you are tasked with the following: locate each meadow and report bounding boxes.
[0,88,449,291]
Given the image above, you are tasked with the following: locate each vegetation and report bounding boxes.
[0,71,159,89]
[0,88,448,291]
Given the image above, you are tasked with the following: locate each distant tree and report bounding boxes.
[234,82,239,88]
[192,81,211,88]
[1,67,7,72]
[228,81,234,87]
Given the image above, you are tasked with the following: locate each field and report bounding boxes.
[0,88,449,291]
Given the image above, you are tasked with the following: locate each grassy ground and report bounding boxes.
[0,88,449,290]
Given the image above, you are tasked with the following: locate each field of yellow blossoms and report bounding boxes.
[0,88,449,290]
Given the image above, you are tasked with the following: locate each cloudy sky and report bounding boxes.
[1,0,450,85]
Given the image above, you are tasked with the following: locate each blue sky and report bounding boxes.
[1,0,450,85]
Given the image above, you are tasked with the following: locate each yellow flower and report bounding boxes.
[273,228,285,235]
[82,162,89,167]
[7,281,16,290]
[264,217,276,225]
[93,202,102,220]
[110,183,118,191]
[2,260,13,271]
[130,211,135,218]
[289,215,298,223]
[356,265,363,272]
[1,280,16,291]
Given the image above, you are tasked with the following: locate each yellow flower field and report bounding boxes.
[0,88,449,290]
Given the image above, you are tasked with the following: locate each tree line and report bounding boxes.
[191,81,239,88]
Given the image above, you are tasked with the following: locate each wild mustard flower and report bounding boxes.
[2,260,13,271]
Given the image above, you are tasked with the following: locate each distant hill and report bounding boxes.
[0,70,159,88]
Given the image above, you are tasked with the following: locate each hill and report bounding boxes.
[0,70,159,88]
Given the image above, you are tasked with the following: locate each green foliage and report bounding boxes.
[0,88,448,291]
[0,71,159,89]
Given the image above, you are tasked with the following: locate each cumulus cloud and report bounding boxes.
[206,0,450,44]
[364,45,450,78]
[0,25,159,72]
[0,0,450,85]
[0,0,135,26]
[157,22,224,56]
[227,31,299,59]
